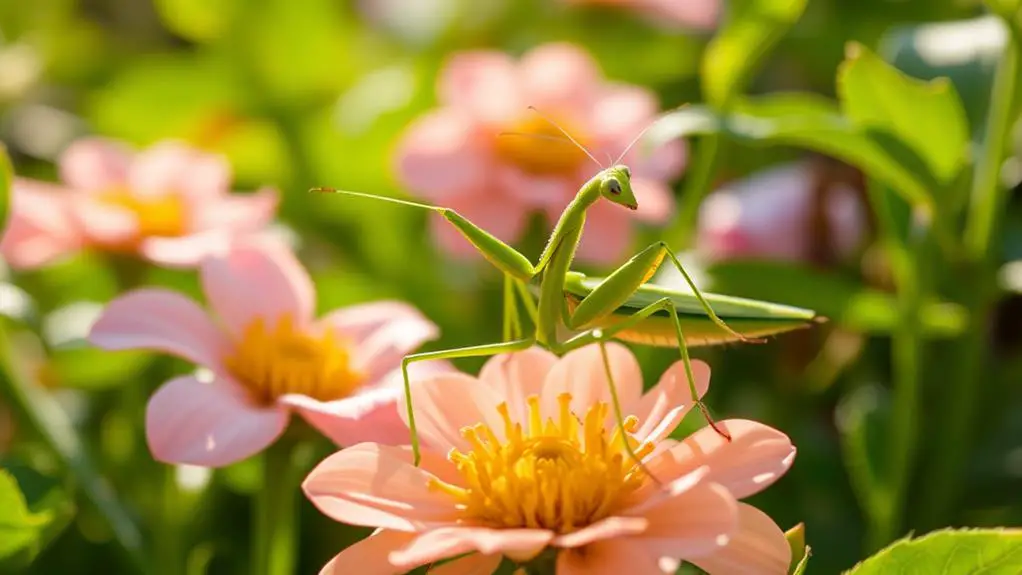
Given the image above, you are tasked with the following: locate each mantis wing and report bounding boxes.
[561,272,820,347]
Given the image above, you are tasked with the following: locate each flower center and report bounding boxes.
[431,393,654,534]
[95,189,188,241]
[223,314,363,405]
[494,116,592,176]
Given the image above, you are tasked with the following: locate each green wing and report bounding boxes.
[561,272,819,347]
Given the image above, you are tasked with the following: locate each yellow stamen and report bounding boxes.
[494,116,591,176]
[430,392,655,534]
[95,189,188,243]
[223,314,363,404]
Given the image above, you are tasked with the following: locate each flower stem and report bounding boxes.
[0,324,146,572]
[252,439,302,575]
[665,134,721,248]
[919,28,1020,528]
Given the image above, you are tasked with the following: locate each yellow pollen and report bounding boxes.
[494,116,591,176]
[223,314,363,405]
[95,189,188,243]
[430,392,656,534]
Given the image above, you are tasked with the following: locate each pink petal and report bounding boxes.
[372,358,459,395]
[192,187,279,233]
[574,201,633,264]
[519,43,601,120]
[0,180,82,269]
[497,166,578,210]
[630,359,710,443]
[279,387,408,447]
[145,375,288,467]
[590,85,658,146]
[556,540,667,575]
[69,197,140,246]
[427,552,502,575]
[478,347,558,424]
[438,51,522,125]
[630,178,674,223]
[58,137,131,191]
[397,372,505,453]
[394,109,491,201]
[128,142,229,198]
[430,192,530,260]
[540,343,643,429]
[654,419,797,499]
[319,529,418,575]
[688,503,791,575]
[629,478,738,560]
[139,230,235,268]
[389,526,553,568]
[302,443,461,531]
[552,516,648,548]
[630,139,687,182]
[200,239,316,336]
[333,303,439,384]
[89,288,231,371]
[645,0,721,29]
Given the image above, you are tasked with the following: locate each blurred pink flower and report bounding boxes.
[88,238,447,467]
[395,43,686,265]
[562,0,720,30]
[304,344,795,574]
[0,137,278,269]
[696,162,867,263]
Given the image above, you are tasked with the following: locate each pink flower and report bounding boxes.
[303,344,796,574]
[697,162,867,263]
[88,238,447,467]
[0,137,278,269]
[561,0,721,30]
[395,43,686,265]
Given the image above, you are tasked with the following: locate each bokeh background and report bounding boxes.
[1,0,1021,573]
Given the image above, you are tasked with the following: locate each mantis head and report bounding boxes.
[599,165,637,210]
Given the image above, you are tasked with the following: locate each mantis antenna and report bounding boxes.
[525,105,604,170]
[614,119,660,166]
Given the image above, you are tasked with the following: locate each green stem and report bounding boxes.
[252,439,301,575]
[665,134,721,248]
[0,325,146,572]
[919,29,1020,528]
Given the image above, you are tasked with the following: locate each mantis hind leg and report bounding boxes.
[400,338,534,466]
[555,297,731,443]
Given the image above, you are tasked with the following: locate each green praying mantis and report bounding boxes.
[315,110,818,466]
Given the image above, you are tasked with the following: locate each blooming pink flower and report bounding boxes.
[697,162,867,263]
[561,0,720,30]
[304,344,796,574]
[88,238,447,467]
[0,137,278,269]
[395,43,686,265]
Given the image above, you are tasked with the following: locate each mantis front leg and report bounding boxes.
[400,338,535,465]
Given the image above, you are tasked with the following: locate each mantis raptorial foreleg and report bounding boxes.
[554,296,730,441]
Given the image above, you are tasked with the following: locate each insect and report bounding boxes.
[314,110,818,466]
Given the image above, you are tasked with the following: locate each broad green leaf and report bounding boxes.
[0,469,51,561]
[702,0,808,108]
[0,143,10,239]
[846,528,1022,574]
[838,42,969,185]
[0,462,74,564]
[707,260,966,336]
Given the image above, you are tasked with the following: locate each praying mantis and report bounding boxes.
[315,112,818,466]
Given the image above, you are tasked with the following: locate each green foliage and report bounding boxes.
[847,529,1022,574]
[0,143,10,238]
[702,0,808,108]
[0,466,73,569]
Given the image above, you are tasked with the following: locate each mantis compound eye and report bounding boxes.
[608,180,622,195]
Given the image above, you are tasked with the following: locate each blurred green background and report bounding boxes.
[1,0,1021,573]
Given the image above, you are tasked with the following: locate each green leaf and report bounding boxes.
[153,0,239,42]
[785,523,811,575]
[0,469,51,562]
[702,0,808,108]
[838,42,969,186]
[846,528,1022,574]
[0,143,11,239]
[0,461,74,561]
